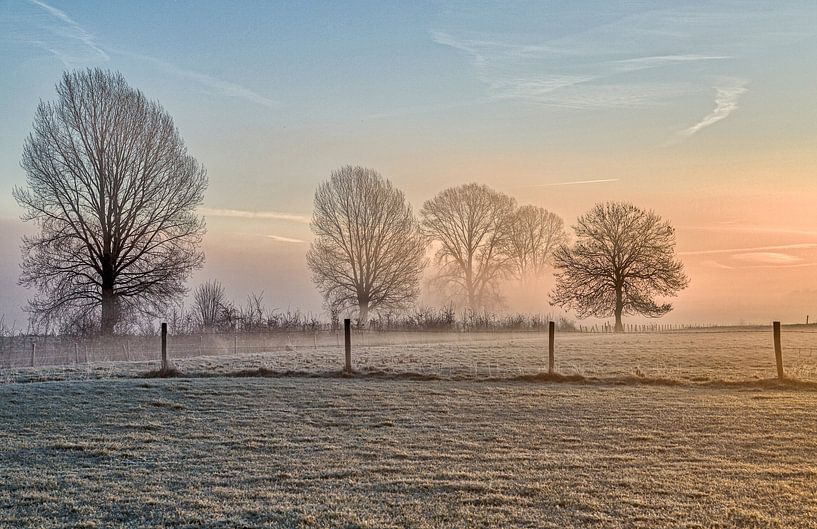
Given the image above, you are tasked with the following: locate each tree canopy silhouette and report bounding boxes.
[307,166,425,325]
[14,69,207,334]
[420,183,516,310]
[192,279,227,331]
[506,205,566,281]
[550,202,688,332]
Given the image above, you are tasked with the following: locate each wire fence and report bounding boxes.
[3,324,817,385]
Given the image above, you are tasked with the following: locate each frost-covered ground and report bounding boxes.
[1,377,816,528]
[3,329,817,384]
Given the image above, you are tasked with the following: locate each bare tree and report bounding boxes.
[240,291,268,331]
[420,183,516,310]
[14,69,207,334]
[192,280,226,331]
[307,166,425,325]
[506,205,567,280]
[550,202,689,332]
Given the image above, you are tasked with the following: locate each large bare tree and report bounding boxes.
[420,183,516,310]
[14,69,207,334]
[306,166,425,324]
[506,205,567,280]
[550,202,688,332]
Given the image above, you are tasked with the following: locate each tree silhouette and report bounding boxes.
[550,202,688,332]
[192,280,227,331]
[506,205,567,281]
[14,69,207,334]
[307,166,425,325]
[420,183,516,310]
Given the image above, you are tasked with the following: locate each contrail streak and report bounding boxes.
[526,178,619,187]
[199,208,310,224]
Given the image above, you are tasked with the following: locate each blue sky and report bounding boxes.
[2,0,817,325]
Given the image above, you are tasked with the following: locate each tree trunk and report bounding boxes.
[465,268,475,310]
[101,287,117,335]
[357,301,369,328]
[614,286,624,333]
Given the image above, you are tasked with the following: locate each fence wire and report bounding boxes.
[2,326,817,385]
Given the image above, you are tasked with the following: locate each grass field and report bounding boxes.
[2,376,817,528]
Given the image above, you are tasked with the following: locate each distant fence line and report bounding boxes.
[4,328,558,369]
[2,322,817,370]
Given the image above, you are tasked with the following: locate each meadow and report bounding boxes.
[2,377,817,528]
[2,330,817,528]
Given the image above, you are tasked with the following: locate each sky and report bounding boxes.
[2,0,817,327]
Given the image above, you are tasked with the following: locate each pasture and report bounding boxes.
[2,330,817,528]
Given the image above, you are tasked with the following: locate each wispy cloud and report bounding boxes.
[200,207,310,224]
[700,259,735,270]
[612,54,731,71]
[524,178,619,187]
[684,224,817,238]
[430,1,817,117]
[26,0,109,66]
[683,243,817,270]
[680,79,748,137]
[430,24,728,110]
[266,235,305,244]
[680,243,817,256]
[23,0,275,108]
[111,50,278,108]
[731,252,804,265]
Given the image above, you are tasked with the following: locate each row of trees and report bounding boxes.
[14,68,688,335]
[306,169,568,321]
[308,167,689,331]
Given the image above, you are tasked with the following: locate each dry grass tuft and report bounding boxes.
[510,371,587,383]
[141,366,182,378]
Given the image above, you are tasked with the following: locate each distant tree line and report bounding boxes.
[14,68,688,336]
[307,167,687,331]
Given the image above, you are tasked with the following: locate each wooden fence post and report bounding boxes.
[30,341,36,367]
[74,343,79,364]
[773,321,784,380]
[161,322,168,371]
[344,318,352,374]
[548,321,555,374]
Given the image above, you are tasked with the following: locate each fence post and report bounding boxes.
[548,321,555,374]
[30,341,36,367]
[773,321,784,380]
[75,343,79,364]
[344,318,352,374]
[161,322,168,371]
